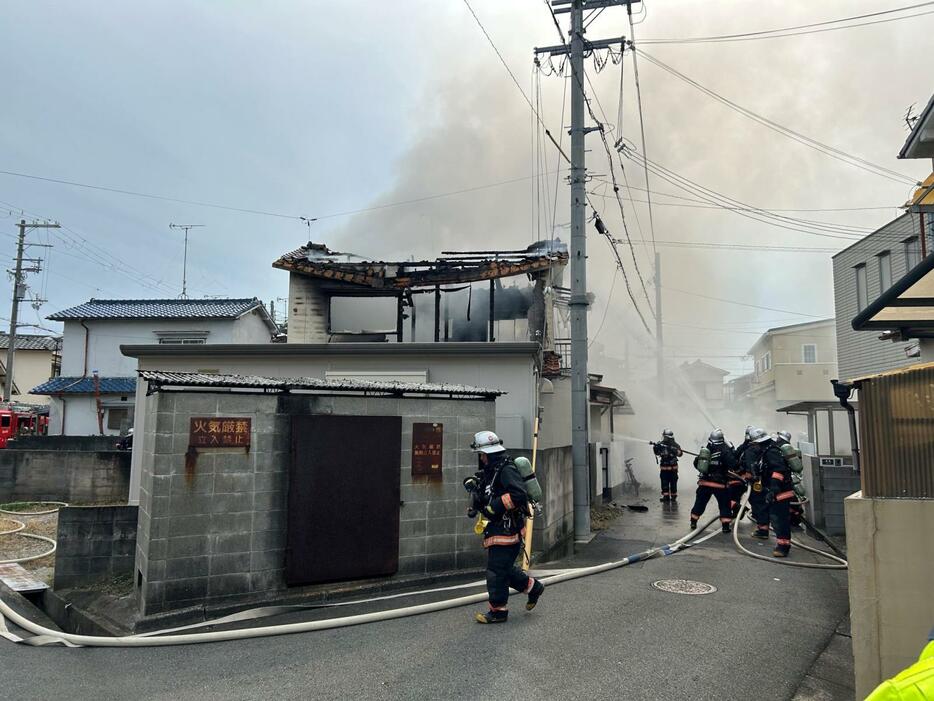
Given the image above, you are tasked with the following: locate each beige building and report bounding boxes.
[746,319,838,414]
[679,360,729,410]
[0,333,60,405]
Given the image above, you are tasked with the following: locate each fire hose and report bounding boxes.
[0,503,63,565]
[0,514,724,648]
[731,488,847,570]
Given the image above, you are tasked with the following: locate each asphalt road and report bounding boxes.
[0,503,849,700]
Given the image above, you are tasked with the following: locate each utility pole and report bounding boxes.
[536,0,634,543]
[4,219,59,403]
[655,251,664,397]
[168,223,204,299]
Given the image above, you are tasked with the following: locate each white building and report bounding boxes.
[32,298,277,435]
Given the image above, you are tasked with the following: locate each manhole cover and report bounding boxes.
[651,579,717,595]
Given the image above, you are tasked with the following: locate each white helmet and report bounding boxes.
[127,428,134,435]
[776,430,792,444]
[744,425,755,439]
[708,428,725,445]
[471,430,505,454]
[750,427,770,443]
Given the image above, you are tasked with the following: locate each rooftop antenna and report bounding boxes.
[168,223,205,298]
[299,217,317,239]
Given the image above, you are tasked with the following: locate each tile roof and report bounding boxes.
[30,376,136,395]
[0,334,60,351]
[139,370,502,398]
[47,298,264,321]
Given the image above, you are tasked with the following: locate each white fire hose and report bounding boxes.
[0,514,724,648]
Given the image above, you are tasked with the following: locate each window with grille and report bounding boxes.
[802,344,817,364]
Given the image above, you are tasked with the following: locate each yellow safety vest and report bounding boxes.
[866,641,934,701]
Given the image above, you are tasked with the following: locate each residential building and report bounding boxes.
[832,213,929,380]
[0,333,60,405]
[32,298,277,435]
[746,319,838,416]
[679,360,729,410]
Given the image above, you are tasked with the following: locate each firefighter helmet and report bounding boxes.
[750,427,770,443]
[662,428,675,439]
[471,430,505,454]
[708,428,725,445]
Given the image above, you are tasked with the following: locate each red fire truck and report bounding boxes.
[0,405,49,448]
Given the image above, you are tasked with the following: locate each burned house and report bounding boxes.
[273,241,569,346]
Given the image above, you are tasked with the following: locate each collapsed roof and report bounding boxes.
[271,240,568,291]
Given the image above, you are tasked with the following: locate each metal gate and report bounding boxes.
[286,414,402,586]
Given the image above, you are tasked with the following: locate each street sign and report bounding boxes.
[188,417,251,449]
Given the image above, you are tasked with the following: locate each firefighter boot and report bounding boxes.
[526,580,545,611]
[751,527,770,540]
[772,546,790,558]
[475,609,509,624]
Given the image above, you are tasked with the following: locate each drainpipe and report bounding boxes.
[830,379,860,474]
[80,320,90,376]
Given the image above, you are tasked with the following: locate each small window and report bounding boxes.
[106,407,132,431]
[802,344,817,364]
[759,352,771,373]
[0,415,10,428]
[904,237,922,271]
[855,264,868,312]
[877,251,892,292]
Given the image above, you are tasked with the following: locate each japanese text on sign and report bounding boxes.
[412,422,443,477]
[189,417,251,448]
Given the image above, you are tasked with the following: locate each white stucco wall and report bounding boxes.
[125,345,539,504]
[55,312,273,436]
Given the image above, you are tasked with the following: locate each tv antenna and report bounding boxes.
[168,223,205,298]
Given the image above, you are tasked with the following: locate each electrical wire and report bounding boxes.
[619,148,871,241]
[589,267,619,348]
[663,285,828,318]
[631,49,919,186]
[627,8,657,254]
[638,2,934,44]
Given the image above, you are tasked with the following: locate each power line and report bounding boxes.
[632,49,918,186]
[619,148,870,241]
[638,2,934,44]
[663,285,829,318]
[462,0,569,162]
[627,7,656,254]
[0,167,567,225]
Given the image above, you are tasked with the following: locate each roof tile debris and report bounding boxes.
[30,376,136,395]
[139,370,503,398]
[272,240,568,289]
[47,298,265,321]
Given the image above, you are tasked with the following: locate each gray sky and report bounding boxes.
[1,0,931,378]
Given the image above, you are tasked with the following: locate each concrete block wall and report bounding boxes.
[845,493,934,699]
[54,505,139,590]
[0,449,131,504]
[135,391,492,615]
[531,446,573,558]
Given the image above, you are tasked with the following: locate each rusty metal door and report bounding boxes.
[286,414,402,586]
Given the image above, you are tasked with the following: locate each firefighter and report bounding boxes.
[690,428,738,533]
[750,429,795,557]
[653,429,683,502]
[468,430,544,624]
[773,430,804,529]
[738,427,770,540]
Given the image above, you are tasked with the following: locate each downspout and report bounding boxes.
[830,379,860,474]
[80,320,90,377]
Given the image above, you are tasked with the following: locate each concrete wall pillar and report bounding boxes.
[845,492,934,699]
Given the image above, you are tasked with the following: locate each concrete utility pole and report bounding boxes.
[4,219,59,403]
[168,223,204,299]
[655,251,664,397]
[537,0,634,543]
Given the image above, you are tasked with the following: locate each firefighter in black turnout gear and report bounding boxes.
[729,426,756,518]
[653,429,683,502]
[749,429,795,557]
[690,429,738,533]
[466,430,544,624]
